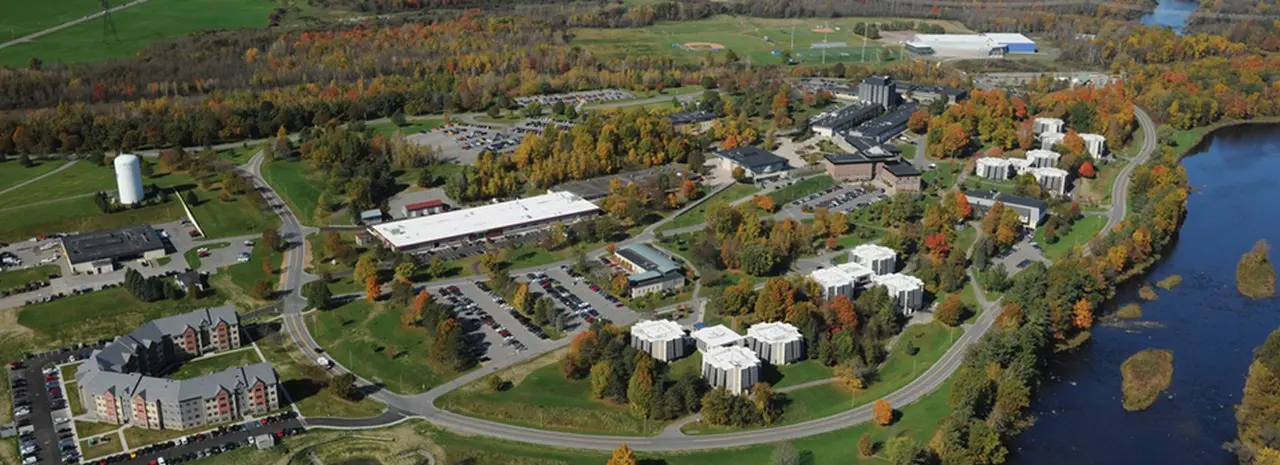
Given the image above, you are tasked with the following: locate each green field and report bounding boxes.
[260,159,327,225]
[769,175,834,205]
[0,162,123,208]
[79,436,123,459]
[65,381,85,415]
[221,240,284,301]
[657,182,760,232]
[922,161,961,190]
[0,0,279,66]
[1035,214,1107,261]
[571,16,968,66]
[0,0,101,42]
[438,349,659,435]
[75,420,118,439]
[256,330,388,418]
[0,160,67,192]
[369,118,443,137]
[167,347,262,380]
[306,299,467,394]
[0,265,59,290]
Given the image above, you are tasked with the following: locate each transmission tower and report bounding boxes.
[101,0,120,43]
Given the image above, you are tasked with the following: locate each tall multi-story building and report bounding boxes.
[1033,117,1064,135]
[701,346,761,394]
[76,307,279,430]
[850,244,897,276]
[870,273,925,315]
[745,322,804,365]
[858,75,899,109]
[630,320,688,362]
[1080,133,1107,158]
[976,157,1012,180]
[809,262,874,301]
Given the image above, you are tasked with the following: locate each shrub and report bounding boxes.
[1121,349,1173,411]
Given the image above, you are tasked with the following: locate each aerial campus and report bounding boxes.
[1,1,1279,465]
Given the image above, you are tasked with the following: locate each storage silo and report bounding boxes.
[114,154,144,205]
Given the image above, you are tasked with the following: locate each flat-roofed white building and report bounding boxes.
[976,157,1012,180]
[1033,117,1064,135]
[871,273,925,315]
[630,320,688,362]
[809,262,874,301]
[1080,133,1107,158]
[368,192,601,252]
[1008,157,1035,175]
[1031,167,1070,197]
[905,34,1005,58]
[1027,149,1061,168]
[1040,131,1066,151]
[691,324,744,353]
[745,322,804,365]
[850,244,897,276]
[702,346,761,394]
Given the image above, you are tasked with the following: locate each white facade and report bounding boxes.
[906,34,1005,58]
[1080,133,1107,158]
[809,262,874,301]
[114,154,145,205]
[871,273,924,315]
[1032,118,1064,135]
[1031,167,1069,197]
[1026,149,1061,169]
[1040,132,1066,150]
[630,320,688,362]
[691,325,744,353]
[745,322,804,365]
[976,157,1011,180]
[850,244,897,276]
[369,192,601,251]
[701,346,761,395]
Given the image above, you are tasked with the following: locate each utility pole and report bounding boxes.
[790,25,795,51]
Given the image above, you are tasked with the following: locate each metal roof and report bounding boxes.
[370,192,601,249]
[61,224,164,265]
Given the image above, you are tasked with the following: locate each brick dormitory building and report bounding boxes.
[75,307,280,430]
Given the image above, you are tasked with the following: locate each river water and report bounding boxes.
[1009,124,1280,464]
[1141,0,1199,32]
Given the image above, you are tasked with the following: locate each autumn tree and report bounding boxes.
[907,110,931,134]
[590,362,613,399]
[512,282,531,313]
[365,276,380,302]
[354,255,377,285]
[1079,161,1096,178]
[873,399,895,426]
[1072,298,1094,329]
[628,356,655,418]
[858,432,875,457]
[754,195,777,213]
[830,295,858,331]
[934,294,967,327]
[394,261,416,283]
[262,227,282,252]
[607,444,638,465]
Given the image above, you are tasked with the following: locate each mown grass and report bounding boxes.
[167,347,262,380]
[260,159,327,225]
[368,118,443,137]
[75,420,119,438]
[1035,215,1106,261]
[658,182,760,232]
[0,0,101,41]
[0,265,59,290]
[256,330,388,419]
[0,160,66,191]
[223,241,284,300]
[768,175,833,205]
[80,436,123,459]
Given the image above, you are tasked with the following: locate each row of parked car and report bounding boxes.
[436,285,497,361]
[538,271,604,324]
[91,413,300,465]
[474,282,530,351]
[513,89,633,106]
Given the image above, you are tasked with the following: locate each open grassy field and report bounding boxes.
[260,159,328,225]
[256,330,388,418]
[306,298,467,394]
[167,347,262,380]
[0,0,102,41]
[572,16,968,66]
[658,182,760,232]
[1035,214,1106,261]
[0,162,125,208]
[768,175,833,205]
[0,0,280,66]
[922,160,962,191]
[75,420,119,438]
[437,348,661,436]
[219,240,284,305]
[80,436,123,459]
[0,197,184,243]
[0,265,59,290]
[187,189,279,239]
[368,118,443,137]
[0,160,67,191]
[65,381,85,416]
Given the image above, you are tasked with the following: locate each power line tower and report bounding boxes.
[101,0,120,43]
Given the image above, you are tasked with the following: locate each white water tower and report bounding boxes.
[114,154,144,205]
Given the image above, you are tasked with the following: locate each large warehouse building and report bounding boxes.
[369,192,602,252]
[61,224,167,274]
[985,33,1037,54]
[905,34,1006,58]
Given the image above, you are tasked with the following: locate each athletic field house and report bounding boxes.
[368,191,602,252]
[905,32,1037,58]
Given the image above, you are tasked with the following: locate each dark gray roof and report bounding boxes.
[81,363,277,404]
[667,111,718,125]
[81,306,239,376]
[851,102,918,139]
[811,102,881,130]
[618,244,682,275]
[714,147,788,170]
[824,153,874,165]
[882,159,921,177]
[61,224,164,264]
[863,75,892,86]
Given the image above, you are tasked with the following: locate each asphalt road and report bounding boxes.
[1104,105,1158,233]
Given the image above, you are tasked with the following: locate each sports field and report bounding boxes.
[0,0,102,42]
[0,0,278,66]
[572,15,970,66]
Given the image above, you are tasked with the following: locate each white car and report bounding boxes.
[54,417,70,424]
[317,357,332,368]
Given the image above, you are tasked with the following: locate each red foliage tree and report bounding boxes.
[1079,161,1096,178]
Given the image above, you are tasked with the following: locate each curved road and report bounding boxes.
[254,105,1158,451]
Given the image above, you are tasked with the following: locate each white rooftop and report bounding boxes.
[1027,149,1061,160]
[1033,117,1064,124]
[1080,133,1106,142]
[810,267,854,288]
[746,322,803,345]
[985,32,1036,45]
[1040,132,1066,143]
[631,320,685,343]
[977,157,1010,167]
[871,273,924,293]
[703,346,761,370]
[369,192,600,248]
[1031,167,1069,178]
[909,34,1002,47]
[691,325,744,347]
[851,244,896,262]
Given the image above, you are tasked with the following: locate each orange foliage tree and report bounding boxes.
[873,399,894,426]
[365,276,380,302]
[1079,161,1096,178]
[1072,299,1094,329]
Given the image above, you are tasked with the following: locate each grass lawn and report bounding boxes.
[222,241,284,299]
[75,421,119,438]
[80,436,123,459]
[626,289,693,312]
[0,0,278,66]
[256,332,388,418]
[895,142,918,161]
[65,381,85,416]
[0,162,121,208]
[769,359,834,389]
[955,224,978,253]
[0,265,58,290]
[59,362,82,381]
[216,145,261,164]
[768,175,834,205]
[437,349,662,436]
[0,0,101,41]
[369,118,443,137]
[0,160,67,192]
[124,419,237,448]
[922,161,961,190]
[260,158,327,225]
[1035,215,1106,261]
[307,299,466,394]
[961,176,1015,194]
[658,183,760,232]
[834,225,885,249]
[0,197,184,243]
[685,321,959,434]
[187,193,279,239]
[167,347,262,380]
[184,242,230,269]
[571,15,968,66]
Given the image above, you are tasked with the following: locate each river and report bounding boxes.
[1009,124,1280,465]
[1141,0,1198,32]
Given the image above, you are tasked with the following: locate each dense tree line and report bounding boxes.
[124,269,181,302]
[400,289,476,371]
[562,322,705,421]
[1229,329,1280,464]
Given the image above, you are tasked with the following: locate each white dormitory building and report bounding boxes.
[809,262,875,301]
[976,157,1012,180]
[702,346,761,395]
[367,191,602,253]
[1039,131,1066,151]
[849,244,897,276]
[630,320,688,362]
[1026,149,1061,168]
[870,273,925,315]
[1033,117,1064,135]
[1080,133,1107,158]
[1030,167,1070,197]
[745,322,804,365]
[691,324,745,353]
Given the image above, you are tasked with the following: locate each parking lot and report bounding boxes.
[993,236,1050,271]
[513,89,633,107]
[544,267,641,326]
[405,123,519,166]
[8,344,106,465]
[789,184,886,214]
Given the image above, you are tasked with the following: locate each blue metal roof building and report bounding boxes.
[985,33,1037,54]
